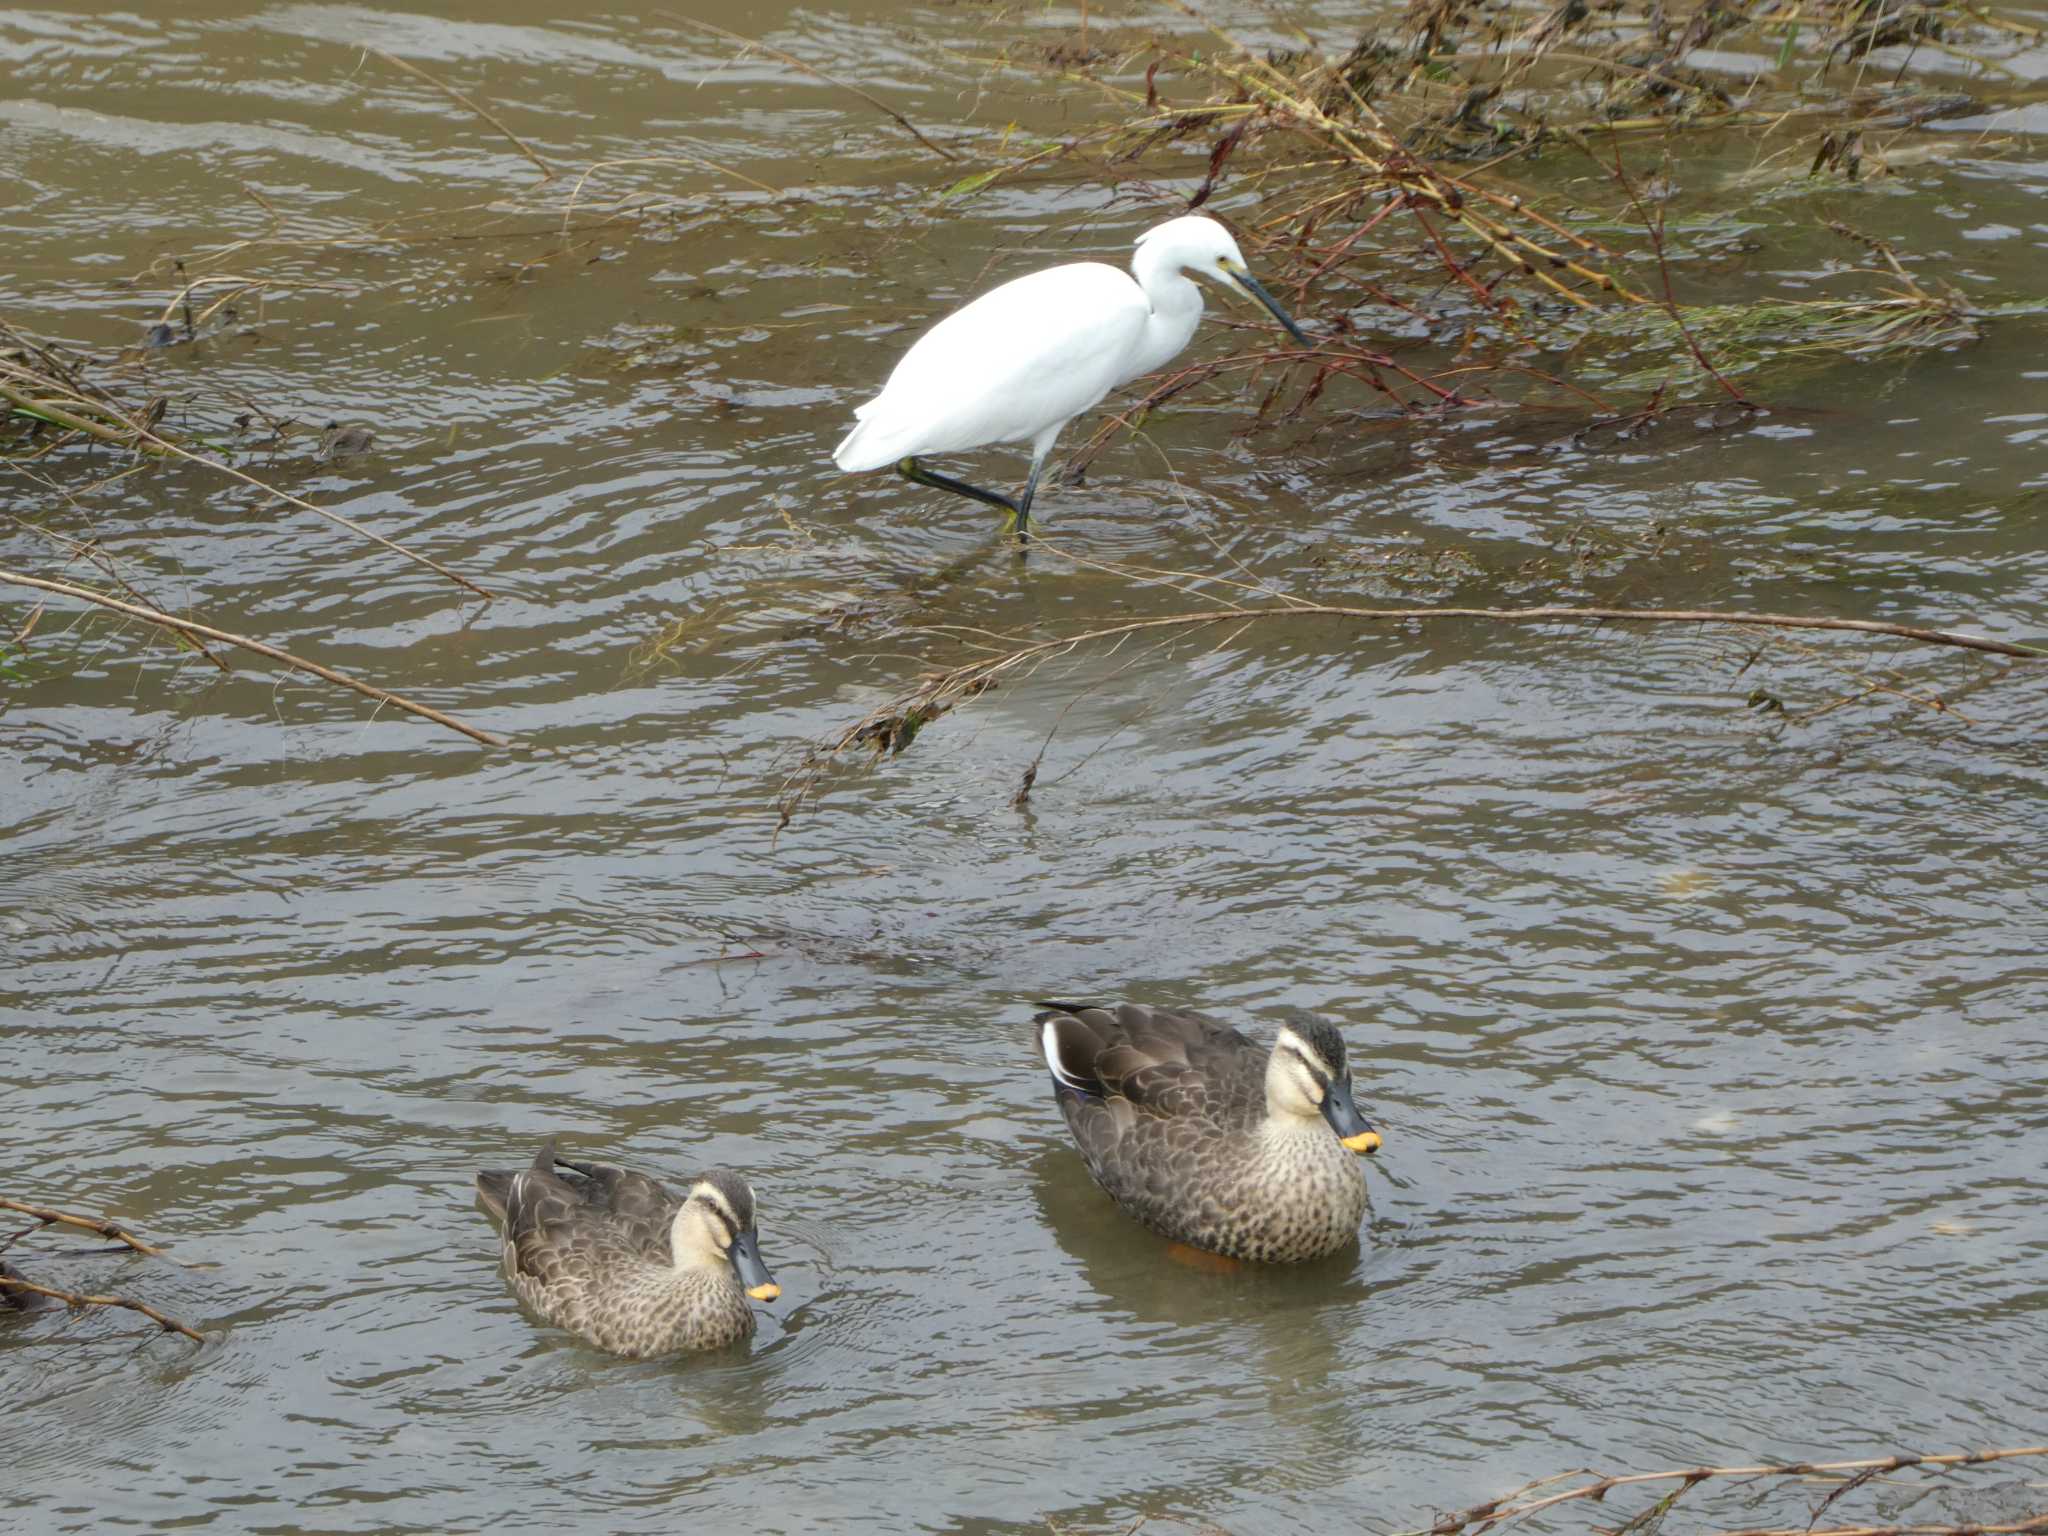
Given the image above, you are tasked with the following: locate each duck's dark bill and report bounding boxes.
[1321,1078,1381,1155]
[1231,270,1311,348]
[731,1231,780,1302]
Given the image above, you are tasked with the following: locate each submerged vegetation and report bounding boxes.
[0,318,505,743]
[762,0,2048,802]
[3,3,2045,772]
[946,0,2048,422]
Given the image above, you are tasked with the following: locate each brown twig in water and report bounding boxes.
[1604,141,1754,408]
[0,1197,177,1261]
[1395,1447,2048,1536]
[1720,1522,2048,1536]
[133,423,494,601]
[366,47,556,181]
[893,602,2043,697]
[3,321,491,600]
[4,505,233,673]
[654,11,959,161]
[0,569,511,747]
[779,594,2038,818]
[0,381,172,456]
[558,154,778,235]
[0,1274,205,1343]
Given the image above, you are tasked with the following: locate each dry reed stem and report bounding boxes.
[653,10,959,161]
[0,1274,205,1344]
[129,423,494,601]
[1398,1446,2048,1536]
[366,47,556,181]
[0,568,510,747]
[1716,1521,2048,1536]
[0,1197,177,1262]
[8,496,233,673]
[783,595,2038,816]
[559,155,777,234]
[0,381,172,457]
[907,602,2041,688]
[153,275,352,330]
[4,322,491,600]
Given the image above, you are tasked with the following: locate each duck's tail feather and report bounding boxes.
[1037,1010,1104,1099]
[474,1168,517,1222]
[475,1137,558,1223]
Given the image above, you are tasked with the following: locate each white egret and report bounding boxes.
[832,214,1309,542]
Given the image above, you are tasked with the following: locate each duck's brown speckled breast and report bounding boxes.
[504,1241,756,1358]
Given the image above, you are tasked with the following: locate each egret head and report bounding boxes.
[1134,216,1310,347]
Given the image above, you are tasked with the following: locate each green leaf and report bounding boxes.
[940,168,1002,200]
[892,708,926,754]
[1775,21,1800,70]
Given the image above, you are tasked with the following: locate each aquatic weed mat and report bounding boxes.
[933,0,2048,424]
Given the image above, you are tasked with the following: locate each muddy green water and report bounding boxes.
[3,3,2047,1533]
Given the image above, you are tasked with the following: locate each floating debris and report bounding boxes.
[0,1259,48,1312]
[317,422,376,461]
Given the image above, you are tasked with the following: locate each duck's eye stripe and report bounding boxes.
[693,1185,744,1231]
[1282,1046,1328,1085]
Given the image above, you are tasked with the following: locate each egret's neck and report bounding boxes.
[1123,244,1205,384]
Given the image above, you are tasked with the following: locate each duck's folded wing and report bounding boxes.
[1099,1049,1212,1123]
[545,1155,677,1259]
[477,1138,562,1225]
[545,1154,669,1217]
[508,1216,649,1292]
[1041,1003,1226,1104]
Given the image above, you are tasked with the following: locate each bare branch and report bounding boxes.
[1718,1521,2048,1536]
[3,320,492,601]
[1396,1448,2048,1536]
[779,592,2038,820]
[652,11,958,162]
[365,47,556,181]
[0,1274,205,1344]
[0,568,510,747]
[133,422,493,601]
[0,1197,177,1262]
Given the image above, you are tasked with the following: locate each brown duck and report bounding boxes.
[475,1141,779,1357]
[1035,1002,1383,1263]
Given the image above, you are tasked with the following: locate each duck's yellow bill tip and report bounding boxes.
[747,1283,782,1302]
[1343,1131,1383,1155]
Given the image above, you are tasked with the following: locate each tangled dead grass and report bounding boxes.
[956,0,2046,429]
[774,538,2044,822]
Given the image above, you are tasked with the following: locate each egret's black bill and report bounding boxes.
[1232,270,1311,348]
[731,1230,780,1302]
[1321,1078,1382,1155]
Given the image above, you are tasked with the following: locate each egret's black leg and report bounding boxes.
[897,457,1020,527]
[1013,460,1045,549]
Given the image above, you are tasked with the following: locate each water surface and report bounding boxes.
[3,3,2046,1533]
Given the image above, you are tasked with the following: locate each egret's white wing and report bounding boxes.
[834,262,1150,472]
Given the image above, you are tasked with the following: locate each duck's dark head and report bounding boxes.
[675,1170,780,1302]
[1267,1013,1381,1155]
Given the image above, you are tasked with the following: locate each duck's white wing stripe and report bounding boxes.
[1041,1018,1094,1095]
